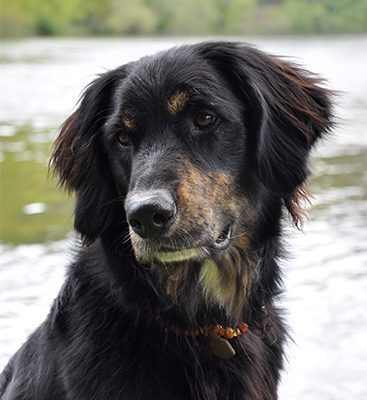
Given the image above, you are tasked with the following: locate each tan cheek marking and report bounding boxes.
[210,173,235,207]
[176,161,240,233]
[167,91,189,116]
[176,164,214,227]
[122,116,134,130]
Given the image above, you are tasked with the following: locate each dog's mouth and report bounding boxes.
[213,223,232,250]
[151,223,232,264]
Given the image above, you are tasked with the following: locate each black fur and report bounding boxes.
[0,42,333,400]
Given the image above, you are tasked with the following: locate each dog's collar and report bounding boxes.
[153,313,249,359]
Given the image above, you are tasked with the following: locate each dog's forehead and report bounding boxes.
[118,51,231,112]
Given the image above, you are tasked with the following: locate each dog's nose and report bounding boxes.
[125,190,176,238]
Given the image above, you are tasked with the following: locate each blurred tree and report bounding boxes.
[1,0,85,36]
[32,0,85,35]
[214,0,256,33]
[1,0,36,36]
[76,0,111,34]
[1,0,366,37]
[147,0,219,34]
[284,0,367,34]
[106,0,158,34]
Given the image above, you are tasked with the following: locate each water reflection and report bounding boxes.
[1,126,72,244]
[0,37,366,399]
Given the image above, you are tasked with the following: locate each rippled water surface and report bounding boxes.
[1,37,366,399]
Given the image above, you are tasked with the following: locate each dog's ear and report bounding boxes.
[51,66,127,242]
[198,42,333,194]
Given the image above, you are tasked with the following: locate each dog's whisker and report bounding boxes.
[229,231,249,240]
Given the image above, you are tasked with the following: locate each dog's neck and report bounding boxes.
[98,232,274,325]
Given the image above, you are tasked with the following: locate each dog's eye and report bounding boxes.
[194,113,217,129]
[118,132,130,147]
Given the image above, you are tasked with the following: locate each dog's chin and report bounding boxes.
[130,223,232,265]
[153,248,206,263]
[133,243,208,265]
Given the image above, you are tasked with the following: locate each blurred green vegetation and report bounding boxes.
[1,0,366,37]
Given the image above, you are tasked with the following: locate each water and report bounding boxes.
[1,37,366,399]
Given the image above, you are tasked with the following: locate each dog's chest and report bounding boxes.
[65,332,251,400]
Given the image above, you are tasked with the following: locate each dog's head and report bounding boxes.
[52,42,332,319]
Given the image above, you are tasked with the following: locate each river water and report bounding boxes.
[0,36,366,399]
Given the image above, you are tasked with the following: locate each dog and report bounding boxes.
[0,41,333,400]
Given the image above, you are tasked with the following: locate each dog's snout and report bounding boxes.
[126,190,176,238]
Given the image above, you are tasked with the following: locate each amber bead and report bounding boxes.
[218,326,225,337]
[213,325,221,335]
[225,328,234,339]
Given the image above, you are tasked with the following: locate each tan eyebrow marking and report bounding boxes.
[167,90,190,116]
[122,115,134,130]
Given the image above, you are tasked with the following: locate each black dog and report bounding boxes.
[0,42,332,399]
